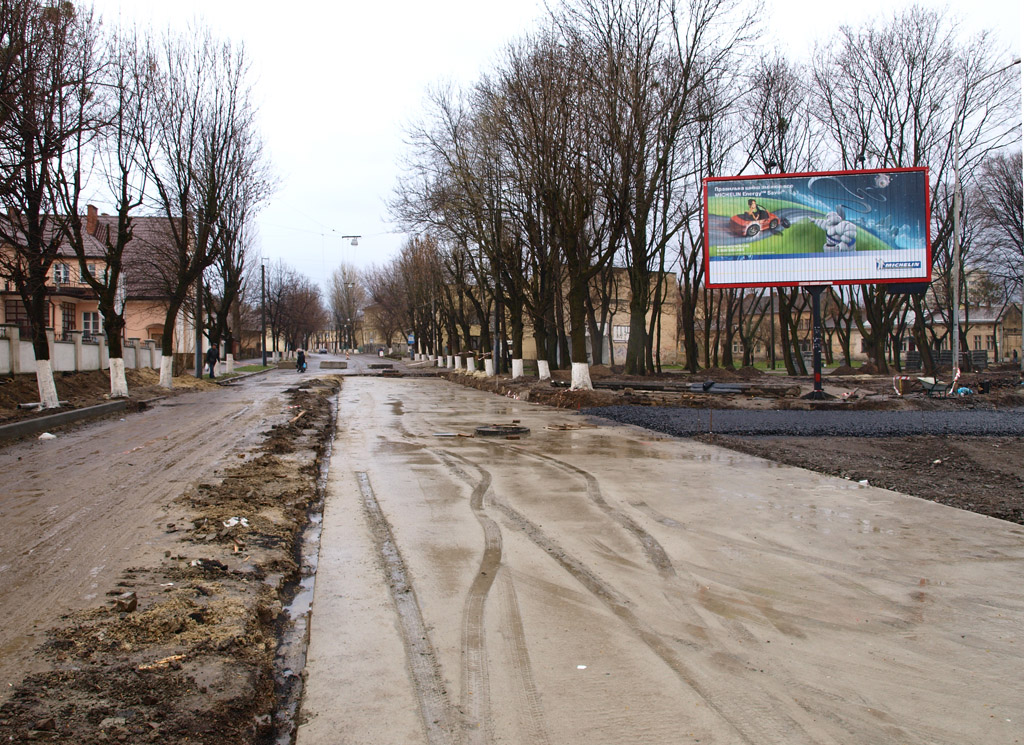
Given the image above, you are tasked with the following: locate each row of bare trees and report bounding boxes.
[386,0,1019,386]
[258,258,328,356]
[0,0,272,405]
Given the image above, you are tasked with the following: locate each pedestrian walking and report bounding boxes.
[205,346,219,379]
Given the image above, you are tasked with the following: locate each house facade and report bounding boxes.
[0,206,197,374]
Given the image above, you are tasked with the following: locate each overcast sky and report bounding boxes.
[87,0,1021,289]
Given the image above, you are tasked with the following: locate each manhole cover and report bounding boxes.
[474,424,530,437]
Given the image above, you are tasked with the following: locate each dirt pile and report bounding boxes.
[0,378,339,744]
[0,369,218,425]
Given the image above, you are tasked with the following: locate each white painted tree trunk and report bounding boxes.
[36,359,60,409]
[159,357,174,388]
[109,358,129,398]
[454,356,463,370]
[447,355,454,368]
[512,358,524,379]
[537,360,551,381]
[570,361,593,390]
[484,358,494,376]
[225,353,235,375]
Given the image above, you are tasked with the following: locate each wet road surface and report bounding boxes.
[298,376,1024,744]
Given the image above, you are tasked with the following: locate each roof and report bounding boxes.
[93,214,182,300]
[0,215,107,259]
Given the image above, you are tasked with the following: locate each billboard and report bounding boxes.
[703,168,931,288]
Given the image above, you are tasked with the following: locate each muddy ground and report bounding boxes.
[0,376,337,744]
[443,363,1024,526]
[0,368,218,427]
[0,363,1020,743]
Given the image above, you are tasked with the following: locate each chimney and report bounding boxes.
[87,204,98,235]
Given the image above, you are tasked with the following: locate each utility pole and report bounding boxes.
[195,277,203,378]
[950,129,962,390]
[261,261,267,366]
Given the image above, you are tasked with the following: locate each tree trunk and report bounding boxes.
[105,315,129,398]
[27,296,59,409]
[160,294,187,388]
[568,281,592,390]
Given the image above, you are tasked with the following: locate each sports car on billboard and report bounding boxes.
[730,209,791,237]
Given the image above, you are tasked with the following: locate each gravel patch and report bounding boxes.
[583,406,1024,438]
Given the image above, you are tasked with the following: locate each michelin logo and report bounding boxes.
[877,260,922,270]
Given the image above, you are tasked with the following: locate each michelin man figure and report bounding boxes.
[812,206,857,252]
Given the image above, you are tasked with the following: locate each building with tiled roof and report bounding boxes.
[1,205,195,354]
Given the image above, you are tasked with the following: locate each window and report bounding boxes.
[973,334,982,351]
[53,263,70,284]
[4,299,31,337]
[986,334,994,351]
[83,311,100,338]
[60,303,75,339]
[612,325,629,342]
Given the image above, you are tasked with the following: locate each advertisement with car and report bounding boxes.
[703,168,931,288]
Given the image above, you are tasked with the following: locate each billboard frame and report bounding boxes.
[702,167,932,290]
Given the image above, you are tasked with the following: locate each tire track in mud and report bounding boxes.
[474,443,843,745]
[496,573,551,745]
[509,447,675,577]
[444,455,498,744]
[437,451,550,745]
[355,471,457,745]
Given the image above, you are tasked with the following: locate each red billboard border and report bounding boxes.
[702,166,932,289]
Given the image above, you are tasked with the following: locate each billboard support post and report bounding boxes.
[808,285,827,400]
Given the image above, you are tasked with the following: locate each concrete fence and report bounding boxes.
[0,324,162,375]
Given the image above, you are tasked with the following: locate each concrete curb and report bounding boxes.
[213,366,277,385]
[0,400,129,442]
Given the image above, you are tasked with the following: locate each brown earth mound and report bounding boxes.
[0,379,339,744]
[0,369,218,425]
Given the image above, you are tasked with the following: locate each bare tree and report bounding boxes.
[279,275,325,353]
[262,258,295,357]
[0,0,100,408]
[140,25,265,387]
[53,24,151,399]
[811,6,1018,373]
[364,261,407,352]
[972,150,1023,302]
[328,262,365,351]
[559,0,753,375]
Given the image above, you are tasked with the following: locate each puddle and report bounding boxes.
[272,393,336,745]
